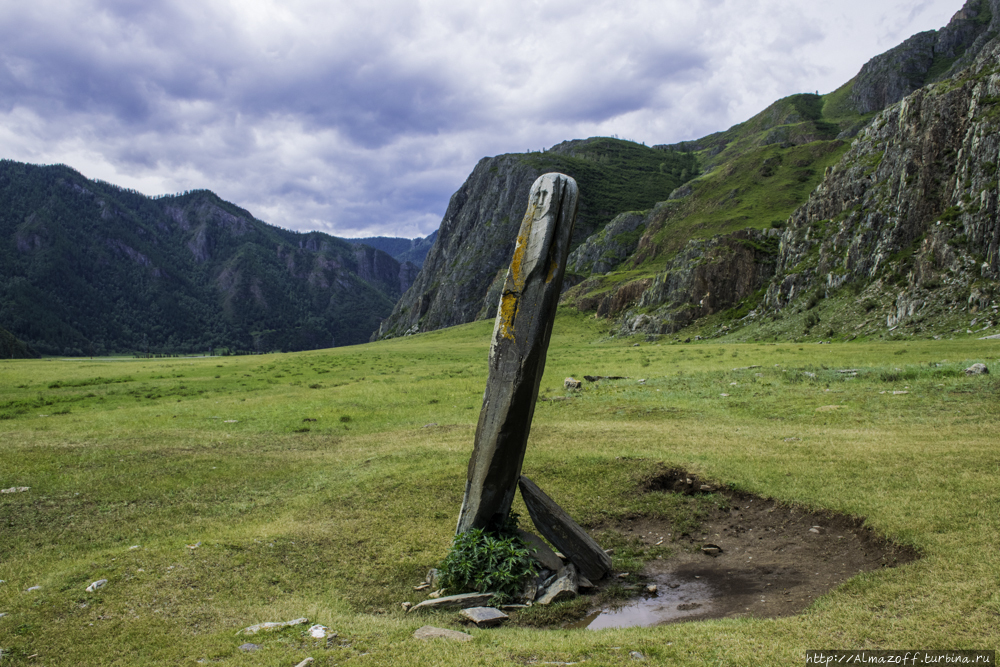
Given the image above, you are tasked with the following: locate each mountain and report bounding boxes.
[375,0,1000,343]
[374,138,696,338]
[352,231,437,267]
[0,161,408,355]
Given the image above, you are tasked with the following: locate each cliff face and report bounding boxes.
[849,0,998,114]
[564,228,781,336]
[374,154,542,339]
[374,138,695,339]
[764,38,1000,319]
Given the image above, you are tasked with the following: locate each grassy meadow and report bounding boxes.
[1,308,998,665]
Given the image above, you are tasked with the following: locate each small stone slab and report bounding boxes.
[519,475,612,581]
[409,592,493,612]
[966,363,989,375]
[517,529,563,572]
[536,564,578,605]
[85,579,108,592]
[460,606,508,627]
[413,625,473,642]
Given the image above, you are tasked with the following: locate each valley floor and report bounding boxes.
[1,310,997,665]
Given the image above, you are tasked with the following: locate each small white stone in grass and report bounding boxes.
[129,545,141,550]
[0,487,29,494]
[307,624,330,639]
[187,542,201,550]
[240,618,309,634]
[26,586,41,592]
[86,579,108,592]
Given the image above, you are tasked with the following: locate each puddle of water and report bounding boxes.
[569,574,714,630]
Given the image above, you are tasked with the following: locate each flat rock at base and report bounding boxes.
[536,564,579,605]
[519,476,612,581]
[409,592,494,612]
[517,529,563,571]
[413,626,473,642]
[965,363,989,375]
[460,607,509,627]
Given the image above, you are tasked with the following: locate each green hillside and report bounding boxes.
[522,137,699,239]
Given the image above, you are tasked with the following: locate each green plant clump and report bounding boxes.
[438,515,538,605]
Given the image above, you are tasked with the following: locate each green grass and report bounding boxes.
[1,309,998,665]
[639,140,849,265]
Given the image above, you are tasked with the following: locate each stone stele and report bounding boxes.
[456,173,579,534]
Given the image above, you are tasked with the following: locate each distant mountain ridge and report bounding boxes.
[0,161,411,355]
[351,231,437,267]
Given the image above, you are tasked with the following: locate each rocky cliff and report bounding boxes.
[849,0,998,114]
[763,37,1000,324]
[374,139,695,339]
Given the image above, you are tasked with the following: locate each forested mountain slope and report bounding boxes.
[0,161,407,354]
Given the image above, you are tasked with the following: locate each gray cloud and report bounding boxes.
[0,0,960,238]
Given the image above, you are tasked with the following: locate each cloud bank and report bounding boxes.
[0,0,959,237]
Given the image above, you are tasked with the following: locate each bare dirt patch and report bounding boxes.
[575,468,920,628]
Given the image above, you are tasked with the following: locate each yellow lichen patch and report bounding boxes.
[510,199,541,289]
[545,258,558,284]
[497,292,519,340]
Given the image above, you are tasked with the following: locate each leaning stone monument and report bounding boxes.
[456,172,611,581]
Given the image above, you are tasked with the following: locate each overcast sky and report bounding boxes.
[0,0,961,239]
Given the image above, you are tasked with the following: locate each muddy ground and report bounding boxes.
[575,469,920,627]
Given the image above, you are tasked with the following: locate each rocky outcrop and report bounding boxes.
[849,0,999,114]
[567,210,648,275]
[567,229,780,335]
[765,37,1000,316]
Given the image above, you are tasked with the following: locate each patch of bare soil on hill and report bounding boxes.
[574,468,920,628]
